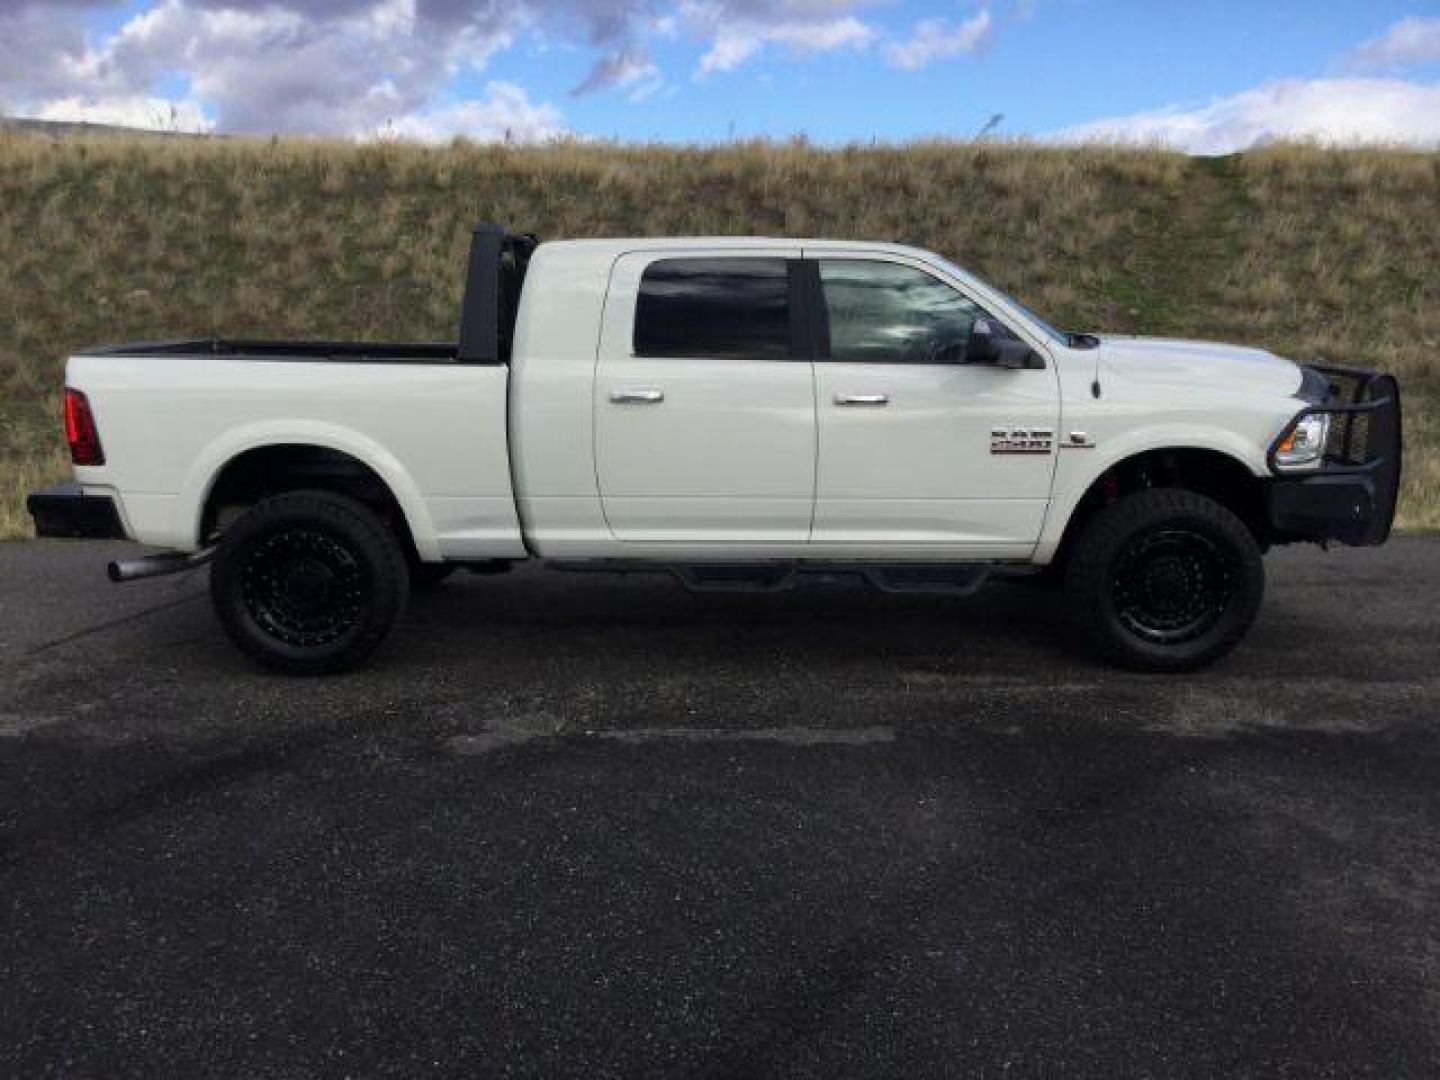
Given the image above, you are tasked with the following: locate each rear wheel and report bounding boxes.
[1063,489,1264,671]
[210,490,409,675]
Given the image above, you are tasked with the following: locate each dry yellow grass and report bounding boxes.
[0,133,1435,537]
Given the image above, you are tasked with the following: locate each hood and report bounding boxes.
[1098,336,1303,397]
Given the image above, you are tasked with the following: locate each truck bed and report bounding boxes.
[65,343,524,559]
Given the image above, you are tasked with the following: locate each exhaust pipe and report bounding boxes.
[108,547,215,584]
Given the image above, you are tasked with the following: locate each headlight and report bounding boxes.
[1274,412,1331,469]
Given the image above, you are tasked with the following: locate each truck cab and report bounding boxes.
[29,226,1402,674]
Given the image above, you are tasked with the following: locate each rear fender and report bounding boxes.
[180,422,439,559]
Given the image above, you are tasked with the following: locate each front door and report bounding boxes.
[808,254,1060,552]
[594,250,816,544]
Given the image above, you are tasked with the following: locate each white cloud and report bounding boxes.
[537,0,880,91]
[0,0,885,123]
[379,81,567,143]
[884,8,993,71]
[355,0,418,39]
[0,4,102,103]
[32,94,214,133]
[697,31,762,74]
[39,0,520,136]
[1351,16,1440,71]
[771,15,874,52]
[694,9,874,76]
[570,46,660,97]
[1048,78,1440,155]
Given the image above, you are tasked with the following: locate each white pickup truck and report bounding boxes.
[29,226,1401,674]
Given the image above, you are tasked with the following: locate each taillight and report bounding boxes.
[64,388,105,466]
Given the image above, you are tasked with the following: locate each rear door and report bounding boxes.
[807,253,1059,552]
[594,250,816,543]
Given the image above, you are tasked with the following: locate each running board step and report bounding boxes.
[547,560,994,596]
[864,565,990,595]
[674,565,796,592]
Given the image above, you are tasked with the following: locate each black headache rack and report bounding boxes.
[458,224,539,364]
[77,223,539,365]
[1266,363,1402,547]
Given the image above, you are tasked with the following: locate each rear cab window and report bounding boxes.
[634,258,792,359]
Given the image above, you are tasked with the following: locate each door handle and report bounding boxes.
[834,393,889,407]
[609,388,665,404]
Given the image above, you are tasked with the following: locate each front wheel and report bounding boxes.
[210,490,409,675]
[1063,489,1264,672]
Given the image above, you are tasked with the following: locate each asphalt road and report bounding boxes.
[1,538,1438,1078]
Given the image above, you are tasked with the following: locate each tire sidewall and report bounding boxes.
[211,491,408,674]
[1067,490,1264,672]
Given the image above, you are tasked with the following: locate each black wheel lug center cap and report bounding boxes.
[285,559,334,607]
[1144,556,1192,604]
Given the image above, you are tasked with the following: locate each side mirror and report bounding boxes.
[966,319,1001,364]
[994,340,1044,370]
[966,319,1043,370]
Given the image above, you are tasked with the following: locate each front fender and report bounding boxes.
[1034,424,1270,564]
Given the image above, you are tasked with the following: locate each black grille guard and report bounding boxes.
[1267,363,1402,546]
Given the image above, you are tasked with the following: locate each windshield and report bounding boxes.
[931,255,1071,347]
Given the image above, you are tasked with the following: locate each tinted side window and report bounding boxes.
[635,258,791,359]
[818,259,997,363]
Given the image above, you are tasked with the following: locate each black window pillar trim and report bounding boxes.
[786,259,815,360]
[793,258,830,360]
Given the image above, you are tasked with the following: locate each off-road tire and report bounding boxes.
[1063,488,1264,672]
[210,490,409,675]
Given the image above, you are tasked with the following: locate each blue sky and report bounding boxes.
[3,1,1440,151]
[540,0,1440,144]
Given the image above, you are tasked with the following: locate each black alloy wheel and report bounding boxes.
[1110,527,1237,646]
[1063,488,1264,671]
[210,490,409,674]
[240,528,366,649]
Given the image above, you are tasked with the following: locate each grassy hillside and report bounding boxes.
[1,133,1436,539]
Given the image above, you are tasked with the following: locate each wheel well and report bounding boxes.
[1052,448,1269,568]
[200,444,416,555]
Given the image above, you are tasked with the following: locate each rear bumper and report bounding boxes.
[27,483,128,540]
[1264,365,1401,547]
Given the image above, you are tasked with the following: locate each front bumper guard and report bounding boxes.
[1265,365,1402,547]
